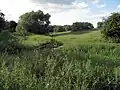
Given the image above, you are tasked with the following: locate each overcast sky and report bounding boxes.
[0,0,120,27]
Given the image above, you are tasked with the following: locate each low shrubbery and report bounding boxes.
[0,31,63,54]
[38,39,63,49]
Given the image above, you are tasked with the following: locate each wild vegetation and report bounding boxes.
[102,13,120,43]
[0,9,120,90]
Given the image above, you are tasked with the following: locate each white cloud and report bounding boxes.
[31,0,75,4]
[72,2,88,9]
[41,1,88,13]
[0,0,37,21]
[50,8,91,25]
[92,0,100,4]
[88,11,111,27]
[50,8,112,28]
[117,4,120,8]
[0,0,111,27]
[96,4,106,8]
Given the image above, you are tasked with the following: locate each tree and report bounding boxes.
[16,10,51,34]
[83,22,94,30]
[63,25,71,31]
[102,13,120,43]
[0,10,5,32]
[72,22,94,31]
[52,25,65,32]
[97,22,103,28]
[50,25,72,33]
[8,21,17,32]
[72,22,82,31]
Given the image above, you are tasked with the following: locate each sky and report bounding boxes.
[0,0,120,27]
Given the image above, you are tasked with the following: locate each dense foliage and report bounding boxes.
[102,13,120,42]
[64,25,72,31]
[51,22,94,33]
[50,25,72,32]
[0,11,5,32]
[97,22,104,28]
[16,10,51,34]
[52,25,64,32]
[72,22,94,31]
[0,30,19,53]
[8,21,17,32]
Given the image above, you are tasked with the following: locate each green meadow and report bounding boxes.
[0,29,120,90]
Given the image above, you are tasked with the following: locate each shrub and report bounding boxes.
[102,13,120,43]
[0,33,63,54]
[0,31,17,51]
[0,30,25,54]
[37,39,63,49]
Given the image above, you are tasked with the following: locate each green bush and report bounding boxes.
[37,39,63,49]
[102,13,120,43]
[0,32,63,54]
[0,30,25,54]
[0,31,17,51]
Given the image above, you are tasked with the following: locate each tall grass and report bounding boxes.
[0,43,120,89]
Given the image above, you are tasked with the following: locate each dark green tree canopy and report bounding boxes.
[50,25,71,32]
[102,13,120,42]
[53,25,65,32]
[16,10,51,34]
[0,10,5,32]
[72,22,94,31]
[63,25,72,31]
[8,21,17,32]
[97,22,104,28]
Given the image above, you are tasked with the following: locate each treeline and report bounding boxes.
[0,12,17,33]
[0,10,94,35]
[97,22,104,28]
[49,25,72,32]
[50,22,94,32]
[72,22,94,31]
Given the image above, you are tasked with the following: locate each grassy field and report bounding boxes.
[21,29,106,47]
[1,29,120,89]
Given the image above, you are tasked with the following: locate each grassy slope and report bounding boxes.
[21,29,120,60]
[54,30,105,47]
[20,34,50,46]
[20,29,120,61]
[21,29,105,47]
[1,30,120,89]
